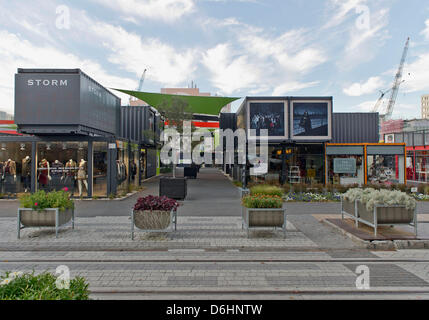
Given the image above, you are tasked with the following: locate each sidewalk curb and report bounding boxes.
[322,219,429,250]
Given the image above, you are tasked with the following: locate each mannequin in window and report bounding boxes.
[77,159,88,197]
[0,161,4,194]
[4,159,17,194]
[64,159,77,193]
[51,159,64,191]
[22,156,31,192]
[38,159,50,189]
[130,159,137,182]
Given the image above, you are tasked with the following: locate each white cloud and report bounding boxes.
[0,30,136,113]
[343,76,384,96]
[337,7,390,69]
[239,29,326,73]
[402,53,429,93]
[421,19,429,41]
[202,43,261,95]
[272,81,319,96]
[89,22,198,86]
[91,0,195,22]
[323,0,368,29]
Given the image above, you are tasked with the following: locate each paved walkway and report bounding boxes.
[1,168,429,299]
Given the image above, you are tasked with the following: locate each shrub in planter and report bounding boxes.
[250,184,283,197]
[19,190,74,212]
[133,195,179,231]
[282,183,291,194]
[0,271,89,300]
[344,188,416,211]
[242,194,283,209]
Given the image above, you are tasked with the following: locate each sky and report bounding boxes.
[0,0,429,118]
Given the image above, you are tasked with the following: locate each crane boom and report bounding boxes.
[137,69,147,91]
[372,88,391,112]
[384,37,409,119]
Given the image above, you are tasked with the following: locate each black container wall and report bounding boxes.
[15,69,120,137]
[331,113,379,143]
[219,113,237,131]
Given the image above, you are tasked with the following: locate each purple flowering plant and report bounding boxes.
[133,195,179,212]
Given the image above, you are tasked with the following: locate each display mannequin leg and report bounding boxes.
[78,180,82,197]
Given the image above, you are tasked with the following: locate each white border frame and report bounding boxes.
[290,99,332,140]
[247,100,288,141]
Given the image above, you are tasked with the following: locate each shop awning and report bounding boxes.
[113,89,240,116]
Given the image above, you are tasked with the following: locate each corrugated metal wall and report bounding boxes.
[120,106,159,145]
[331,113,379,143]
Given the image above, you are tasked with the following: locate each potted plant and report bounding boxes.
[17,189,75,239]
[241,194,286,238]
[131,195,179,240]
[342,188,417,236]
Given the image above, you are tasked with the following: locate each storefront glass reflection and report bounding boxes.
[130,143,139,186]
[0,142,32,196]
[116,141,129,194]
[367,154,402,184]
[327,155,364,185]
[36,142,88,197]
[93,142,108,197]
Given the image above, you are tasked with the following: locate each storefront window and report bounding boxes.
[414,151,429,183]
[287,144,324,184]
[367,154,403,184]
[140,148,146,183]
[116,141,129,194]
[93,142,108,197]
[327,155,364,185]
[130,144,139,186]
[0,142,32,196]
[36,142,88,197]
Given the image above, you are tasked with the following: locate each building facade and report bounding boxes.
[0,69,160,198]
[422,94,429,119]
[220,96,406,186]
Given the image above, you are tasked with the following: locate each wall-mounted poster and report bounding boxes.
[248,101,287,139]
[291,100,332,140]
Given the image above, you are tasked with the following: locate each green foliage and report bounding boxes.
[232,180,242,188]
[250,184,283,196]
[108,193,116,200]
[160,167,173,174]
[242,194,283,208]
[157,97,194,134]
[19,190,74,212]
[0,271,89,300]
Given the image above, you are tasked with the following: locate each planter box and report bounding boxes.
[159,177,187,200]
[131,209,177,240]
[17,208,74,239]
[242,207,287,238]
[341,198,417,236]
[184,167,197,179]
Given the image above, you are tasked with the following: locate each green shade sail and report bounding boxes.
[113,88,240,115]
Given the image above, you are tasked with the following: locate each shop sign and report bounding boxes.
[411,187,418,193]
[334,158,356,174]
[108,143,116,149]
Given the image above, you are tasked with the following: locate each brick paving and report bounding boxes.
[0,168,429,299]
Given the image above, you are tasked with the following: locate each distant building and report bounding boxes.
[0,110,13,120]
[422,95,429,119]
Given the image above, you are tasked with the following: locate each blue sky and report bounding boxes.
[1,0,429,118]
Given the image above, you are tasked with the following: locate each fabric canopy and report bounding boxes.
[113,89,240,115]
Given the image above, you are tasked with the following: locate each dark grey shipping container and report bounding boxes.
[331,113,379,143]
[15,69,120,136]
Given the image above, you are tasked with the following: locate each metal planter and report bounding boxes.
[242,207,287,238]
[131,209,177,240]
[17,208,74,239]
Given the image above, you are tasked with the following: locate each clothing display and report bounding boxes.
[77,160,88,196]
[3,159,17,194]
[22,156,31,192]
[51,160,64,191]
[38,159,50,186]
[116,160,127,182]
